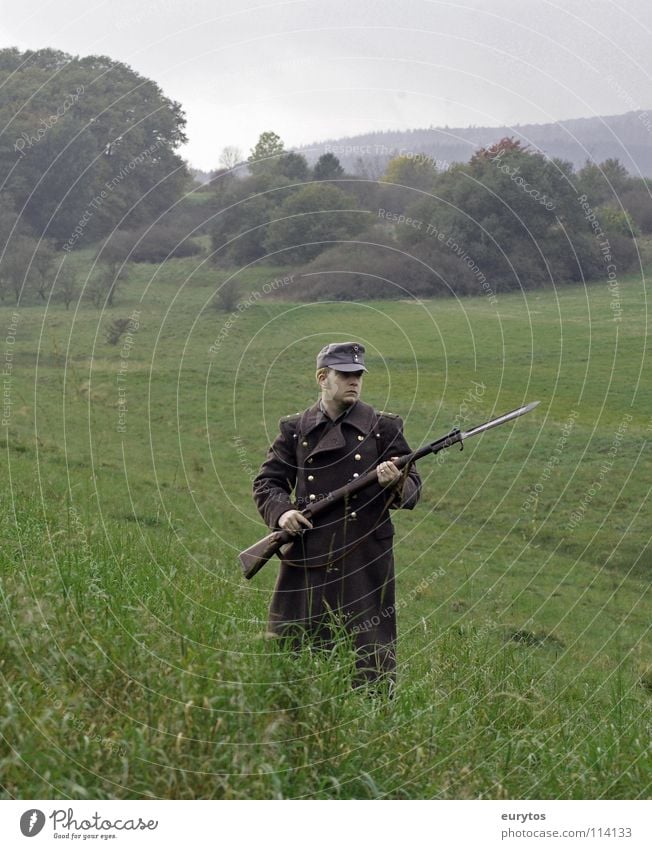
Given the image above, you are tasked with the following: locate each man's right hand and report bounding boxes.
[278,510,313,534]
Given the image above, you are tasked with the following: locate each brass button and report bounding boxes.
[375,433,381,438]
[302,440,308,447]
[357,435,364,441]
[353,473,359,478]
[307,458,313,464]
[354,453,361,460]
[307,474,314,481]
[350,512,357,519]
[309,494,316,501]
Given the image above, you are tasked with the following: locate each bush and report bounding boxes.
[127,225,203,263]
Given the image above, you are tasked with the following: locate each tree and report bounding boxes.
[57,269,80,310]
[31,240,58,301]
[0,48,189,246]
[93,232,133,307]
[1,235,36,303]
[264,183,362,264]
[211,191,275,264]
[213,278,239,312]
[577,158,632,206]
[277,151,310,181]
[621,182,652,233]
[313,153,344,181]
[219,146,242,170]
[247,131,285,176]
[398,140,605,293]
[382,153,438,190]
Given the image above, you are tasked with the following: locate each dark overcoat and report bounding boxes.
[252,399,421,681]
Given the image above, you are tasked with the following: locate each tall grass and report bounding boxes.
[1,494,649,799]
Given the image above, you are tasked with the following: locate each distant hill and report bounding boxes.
[299,111,652,177]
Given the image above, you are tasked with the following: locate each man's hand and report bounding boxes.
[278,510,313,534]
[377,457,401,487]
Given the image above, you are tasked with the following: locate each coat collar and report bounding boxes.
[300,399,376,437]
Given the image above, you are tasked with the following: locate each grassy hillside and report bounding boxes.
[0,260,650,798]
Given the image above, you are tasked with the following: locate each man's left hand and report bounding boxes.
[377,458,401,487]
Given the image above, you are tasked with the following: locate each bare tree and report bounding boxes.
[58,270,79,310]
[31,240,57,301]
[219,146,243,170]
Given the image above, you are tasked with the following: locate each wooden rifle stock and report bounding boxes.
[238,428,462,580]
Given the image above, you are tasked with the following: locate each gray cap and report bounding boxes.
[316,341,367,372]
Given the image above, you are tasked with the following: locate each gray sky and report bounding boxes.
[3,0,652,169]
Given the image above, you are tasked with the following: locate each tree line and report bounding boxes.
[1,45,649,308]
[209,133,649,302]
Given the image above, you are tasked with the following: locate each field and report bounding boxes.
[0,257,650,799]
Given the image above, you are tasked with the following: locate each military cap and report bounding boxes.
[316,341,368,372]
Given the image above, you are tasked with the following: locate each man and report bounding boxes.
[252,342,421,686]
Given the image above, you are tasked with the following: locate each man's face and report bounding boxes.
[320,368,364,408]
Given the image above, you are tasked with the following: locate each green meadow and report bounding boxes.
[0,256,650,799]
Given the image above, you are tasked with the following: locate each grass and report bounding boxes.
[0,256,650,798]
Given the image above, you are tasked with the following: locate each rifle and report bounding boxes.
[239,400,540,580]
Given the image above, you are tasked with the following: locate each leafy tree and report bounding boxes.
[621,182,652,233]
[264,183,362,264]
[0,48,189,246]
[211,191,276,264]
[277,151,310,181]
[598,206,639,237]
[247,131,285,175]
[313,153,344,181]
[576,159,632,206]
[382,153,438,190]
[213,278,239,312]
[394,139,614,293]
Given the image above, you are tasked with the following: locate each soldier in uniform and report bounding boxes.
[253,342,421,686]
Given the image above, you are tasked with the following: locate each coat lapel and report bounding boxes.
[302,400,377,460]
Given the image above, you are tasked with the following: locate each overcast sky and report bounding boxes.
[2,0,652,169]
